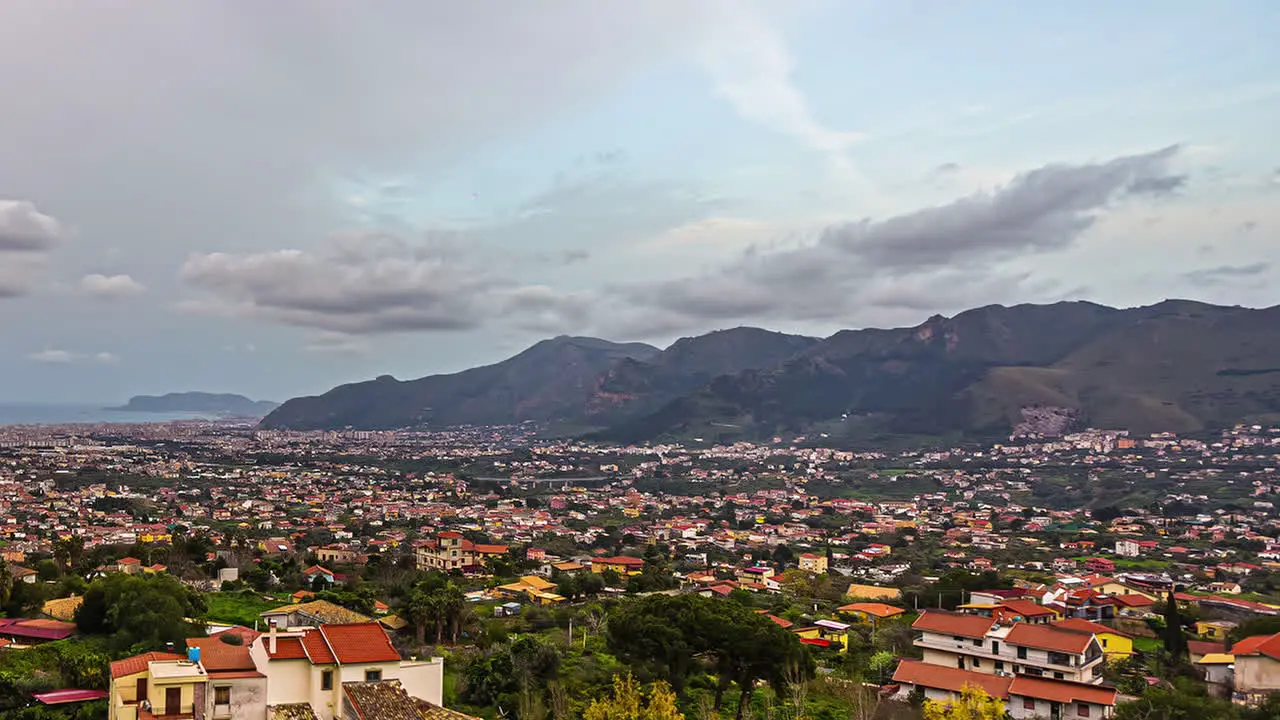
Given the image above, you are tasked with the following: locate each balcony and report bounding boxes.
[915,635,1104,676]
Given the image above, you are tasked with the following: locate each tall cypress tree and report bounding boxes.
[1162,589,1187,659]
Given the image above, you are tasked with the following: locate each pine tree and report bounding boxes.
[1162,590,1187,659]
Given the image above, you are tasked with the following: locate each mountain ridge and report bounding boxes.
[261,300,1280,442]
[110,392,278,417]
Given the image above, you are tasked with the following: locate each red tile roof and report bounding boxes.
[109,652,183,679]
[912,611,997,638]
[1231,632,1280,660]
[998,599,1057,617]
[1005,623,1094,654]
[892,659,1012,698]
[1008,676,1117,706]
[265,636,308,660]
[187,636,257,673]
[838,602,905,618]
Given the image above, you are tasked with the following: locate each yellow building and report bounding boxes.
[1053,618,1134,661]
[108,652,201,720]
[1196,620,1237,642]
[793,620,851,652]
[798,553,828,574]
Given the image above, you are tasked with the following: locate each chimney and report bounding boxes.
[269,624,278,654]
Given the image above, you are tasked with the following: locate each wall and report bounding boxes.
[209,676,268,720]
[264,659,311,706]
[397,658,445,706]
[1235,656,1280,694]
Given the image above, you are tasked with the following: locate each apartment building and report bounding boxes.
[414,532,509,573]
[108,623,445,720]
[893,661,1118,719]
[912,611,1105,684]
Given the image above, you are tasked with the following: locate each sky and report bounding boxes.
[1,0,1278,404]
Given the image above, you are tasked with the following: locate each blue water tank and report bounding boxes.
[188,646,201,664]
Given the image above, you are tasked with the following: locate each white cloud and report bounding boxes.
[27,349,75,364]
[0,199,63,298]
[26,349,120,364]
[80,273,146,299]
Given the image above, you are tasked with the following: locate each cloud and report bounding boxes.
[1182,262,1270,285]
[302,333,369,356]
[181,233,592,336]
[699,3,862,154]
[0,199,61,251]
[80,273,146,299]
[26,349,120,364]
[0,199,62,298]
[27,349,75,364]
[615,146,1185,332]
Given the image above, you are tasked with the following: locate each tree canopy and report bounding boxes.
[75,573,205,653]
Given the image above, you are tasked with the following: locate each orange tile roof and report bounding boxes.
[1005,623,1093,654]
[892,658,1012,698]
[998,599,1057,617]
[265,636,308,660]
[301,623,400,665]
[187,636,257,672]
[1008,676,1117,706]
[109,652,183,679]
[912,611,996,638]
[838,602,905,618]
[1231,632,1280,660]
[1053,618,1130,638]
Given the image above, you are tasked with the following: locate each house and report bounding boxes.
[302,566,339,590]
[186,628,268,720]
[341,679,478,720]
[1189,640,1227,664]
[995,599,1060,625]
[41,595,84,622]
[590,556,646,576]
[1053,618,1133,662]
[252,623,443,720]
[798,553,828,574]
[414,533,510,573]
[7,564,37,584]
[496,576,565,605]
[1198,653,1235,698]
[892,659,1117,719]
[912,611,1105,684]
[837,603,905,623]
[793,619,850,651]
[314,545,364,566]
[261,600,372,628]
[1195,620,1237,642]
[0,618,77,647]
[107,650,195,720]
[844,583,900,601]
[1228,632,1280,704]
[1083,558,1115,574]
[1114,539,1141,558]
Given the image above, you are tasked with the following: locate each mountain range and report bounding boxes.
[261,300,1280,444]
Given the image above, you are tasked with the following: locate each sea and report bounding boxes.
[0,404,218,427]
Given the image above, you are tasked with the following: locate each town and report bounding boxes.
[2,420,1280,720]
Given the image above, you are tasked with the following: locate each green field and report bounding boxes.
[205,591,283,627]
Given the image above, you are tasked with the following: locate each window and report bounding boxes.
[366,669,383,682]
[972,658,981,668]
[321,670,334,691]
[214,687,231,706]
[972,638,983,647]
[1078,703,1090,717]
[957,657,965,669]
[1017,646,1027,659]
[995,661,1004,672]
[1101,639,1108,648]
[1054,672,1064,680]
[1023,698,1035,710]
[992,641,1000,654]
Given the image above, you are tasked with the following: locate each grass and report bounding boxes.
[1132,636,1163,653]
[205,590,283,627]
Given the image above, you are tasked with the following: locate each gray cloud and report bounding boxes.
[616,146,1185,331]
[1182,262,1270,285]
[80,273,146,299]
[180,233,592,336]
[1128,174,1187,195]
[934,162,961,174]
[0,199,62,297]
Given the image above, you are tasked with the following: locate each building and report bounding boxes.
[1114,539,1141,558]
[260,600,372,629]
[793,619,850,651]
[1228,632,1280,705]
[187,630,269,720]
[415,533,510,573]
[590,556,646,576]
[342,680,478,720]
[0,618,77,647]
[892,660,1118,719]
[798,553,828,574]
[837,603,905,623]
[252,623,443,720]
[1053,619,1133,662]
[912,611,1105,684]
[108,650,202,720]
